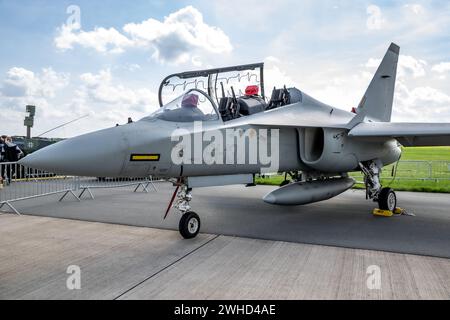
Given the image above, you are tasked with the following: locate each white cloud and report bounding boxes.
[124,6,232,63]
[393,82,450,122]
[366,5,385,30]
[79,69,158,113]
[432,62,450,74]
[191,56,203,67]
[54,6,232,65]
[307,52,449,121]
[265,56,281,64]
[0,67,159,137]
[404,4,425,15]
[263,57,299,92]
[0,67,69,99]
[365,55,427,79]
[1,67,37,97]
[365,58,381,69]
[0,67,72,136]
[398,55,427,79]
[55,24,133,53]
[363,53,449,121]
[396,3,450,40]
[40,68,71,97]
[125,63,141,72]
[79,69,112,87]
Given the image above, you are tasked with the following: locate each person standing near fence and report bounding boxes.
[0,135,6,186]
[3,136,24,184]
[4,137,24,161]
[0,135,5,161]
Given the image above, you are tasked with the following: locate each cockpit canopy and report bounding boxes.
[158,63,265,108]
[145,89,219,122]
[142,62,303,123]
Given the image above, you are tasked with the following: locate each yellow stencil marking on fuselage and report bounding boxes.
[130,154,160,161]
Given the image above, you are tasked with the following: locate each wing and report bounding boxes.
[223,101,355,130]
[348,122,450,146]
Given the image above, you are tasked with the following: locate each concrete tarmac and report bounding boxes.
[1,214,449,300]
[3,182,450,258]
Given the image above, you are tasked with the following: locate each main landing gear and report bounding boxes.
[167,183,201,239]
[359,161,397,212]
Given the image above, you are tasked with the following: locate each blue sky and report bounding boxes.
[0,0,449,137]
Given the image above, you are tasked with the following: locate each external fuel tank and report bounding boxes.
[263,177,355,206]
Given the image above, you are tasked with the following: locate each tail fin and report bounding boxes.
[356,43,399,122]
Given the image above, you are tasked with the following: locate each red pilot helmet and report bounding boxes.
[245,85,259,96]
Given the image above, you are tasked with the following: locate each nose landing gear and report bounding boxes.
[166,183,201,239]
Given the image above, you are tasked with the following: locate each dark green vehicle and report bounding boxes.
[8,136,63,179]
[12,136,63,157]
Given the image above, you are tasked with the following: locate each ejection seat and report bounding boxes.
[237,85,267,116]
[266,86,303,110]
[218,97,233,121]
[219,85,267,121]
[267,86,291,110]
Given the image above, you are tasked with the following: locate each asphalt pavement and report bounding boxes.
[2,182,450,258]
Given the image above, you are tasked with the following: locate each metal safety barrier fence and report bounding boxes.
[0,162,79,214]
[76,176,157,200]
[0,162,158,215]
[382,160,450,181]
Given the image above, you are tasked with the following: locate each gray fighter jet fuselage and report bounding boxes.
[20,43,450,239]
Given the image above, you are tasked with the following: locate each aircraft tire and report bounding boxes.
[378,188,397,212]
[179,211,201,239]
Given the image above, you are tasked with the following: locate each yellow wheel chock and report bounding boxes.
[372,207,406,217]
[372,208,394,217]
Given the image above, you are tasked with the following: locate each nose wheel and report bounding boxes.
[179,211,201,239]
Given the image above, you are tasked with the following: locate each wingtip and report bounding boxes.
[389,43,400,55]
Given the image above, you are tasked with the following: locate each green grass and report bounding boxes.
[256,147,450,193]
[400,146,450,161]
[352,179,450,193]
[256,175,287,186]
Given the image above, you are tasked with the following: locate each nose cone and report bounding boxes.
[19,126,129,177]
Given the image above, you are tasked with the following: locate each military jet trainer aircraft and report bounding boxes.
[21,43,450,239]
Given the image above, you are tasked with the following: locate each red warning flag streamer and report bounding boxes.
[164,185,180,220]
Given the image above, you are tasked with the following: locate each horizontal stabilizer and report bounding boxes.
[349,122,450,146]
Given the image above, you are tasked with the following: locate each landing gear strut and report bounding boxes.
[171,184,201,239]
[359,161,397,212]
[280,171,301,187]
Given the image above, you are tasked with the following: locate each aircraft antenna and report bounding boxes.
[36,114,89,137]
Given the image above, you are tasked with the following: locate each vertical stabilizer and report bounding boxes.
[356,43,399,122]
